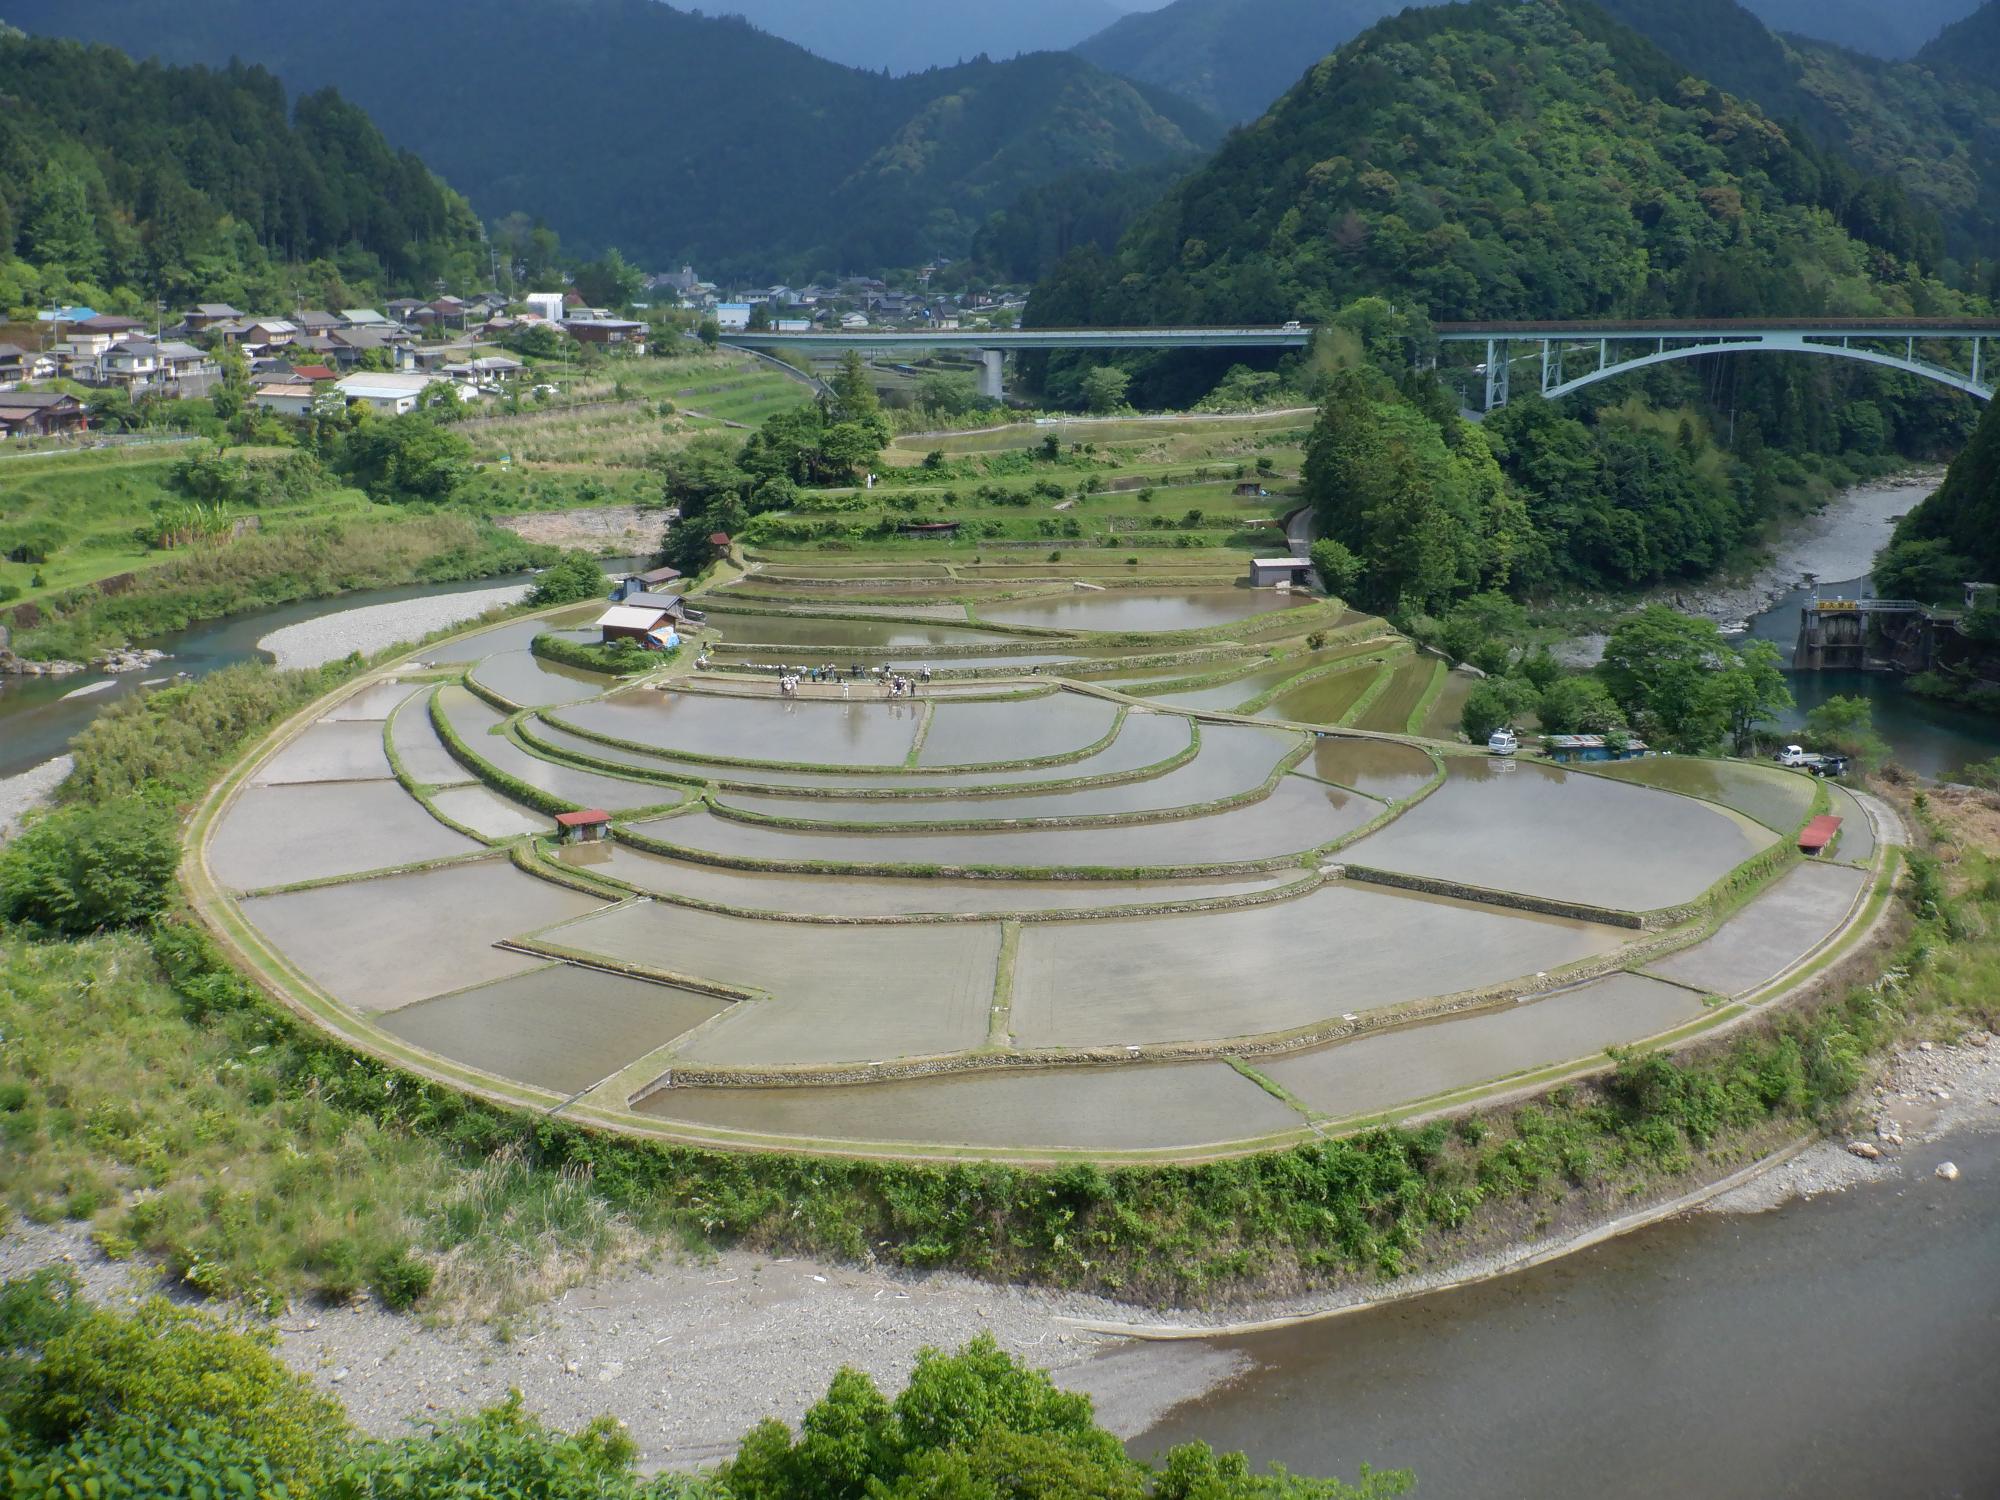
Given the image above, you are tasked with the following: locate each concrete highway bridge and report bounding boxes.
[720,318,2000,405]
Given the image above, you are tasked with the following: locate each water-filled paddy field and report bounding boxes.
[197,575,1893,1157]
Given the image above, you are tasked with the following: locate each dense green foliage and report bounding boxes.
[1598,607,1793,751]
[1596,0,2000,264]
[0,30,484,311]
[662,357,889,573]
[531,631,664,676]
[970,162,1198,284]
[330,412,478,505]
[1074,0,1406,122]
[1034,0,1950,331]
[0,802,178,935]
[527,552,610,608]
[721,1336,1408,1499]
[1877,391,2000,594]
[8,0,1222,276]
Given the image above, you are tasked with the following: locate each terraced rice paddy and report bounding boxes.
[197,572,1891,1159]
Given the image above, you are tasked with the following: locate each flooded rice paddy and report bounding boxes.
[974,587,1314,633]
[1343,757,1775,912]
[1009,885,1627,1048]
[201,577,1892,1152]
[1587,756,1816,834]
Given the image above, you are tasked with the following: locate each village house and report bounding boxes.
[55,315,149,374]
[250,376,322,418]
[565,318,649,353]
[713,302,752,331]
[333,370,451,415]
[0,343,51,390]
[292,310,345,335]
[99,338,219,395]
[384,298,428,325]
[613,564,682,600]
[182,303,244,333]
[523,291,567,324]
[595,591,689,647]
[340,308,391,327]
[440,354,526,391]
[327,326,415,369]
[0,390,88,439]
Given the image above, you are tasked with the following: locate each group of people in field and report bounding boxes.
[775,662,933,699]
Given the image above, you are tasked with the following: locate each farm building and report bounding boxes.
[596,593,687,648]
[615,566,683,600]
[1248,557,1312,588]
[553,809,611,844]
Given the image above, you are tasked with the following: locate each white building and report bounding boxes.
[714,302,752,331]
[524,292,567,324]
[334,371,449,415]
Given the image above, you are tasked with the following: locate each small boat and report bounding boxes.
[1487,727,1519,757]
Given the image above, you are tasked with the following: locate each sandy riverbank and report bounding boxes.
[258,584,533,670]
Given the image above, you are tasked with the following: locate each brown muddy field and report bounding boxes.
[641,1059,1300,1150]
[1342,757,1774,913]
[1259,972,1707,1118]
[382,965,728,1096]
[238,860,606,1012]
[1009,884,1629,1048]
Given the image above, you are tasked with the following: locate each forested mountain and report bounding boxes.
[0,30,484,311]
[1073,0,1406,122]
[1594,0,2000,268]
[1032,0,1948,332]
[0,0,1221,278]
[713,0,1125,75]
[1739,0,1980,59]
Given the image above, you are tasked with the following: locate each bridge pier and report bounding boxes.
[978,349,1005,401]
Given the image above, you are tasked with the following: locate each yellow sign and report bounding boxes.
[1814,599,1860,612]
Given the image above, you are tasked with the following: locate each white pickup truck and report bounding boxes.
[1775,745,1851,776]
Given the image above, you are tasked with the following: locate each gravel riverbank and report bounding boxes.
[10,1027,1993,1468]
[258,584,533,670]
[0,755,72,841]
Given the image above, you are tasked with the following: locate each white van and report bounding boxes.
[1487,727,1518,757]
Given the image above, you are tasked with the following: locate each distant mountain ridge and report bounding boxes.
[1074,0,1407,122]
[711,0,1126,75]
[0,0,1221,277]
[1739,0,1981,59]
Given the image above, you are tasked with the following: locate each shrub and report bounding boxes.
[528,551,610,606]
[9,1290,349,1492]
[0,802,179,935]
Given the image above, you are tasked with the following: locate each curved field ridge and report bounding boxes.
[193,580,1887,1161]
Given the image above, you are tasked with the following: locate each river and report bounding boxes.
[0,572,539,780]
[1743,575,2000,778]
[1134,1126,2000,1498]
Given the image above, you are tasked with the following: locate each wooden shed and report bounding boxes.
[554,808,611,844]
